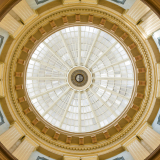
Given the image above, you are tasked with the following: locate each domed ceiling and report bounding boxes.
[1,0,160,158]
[26,26,134,133]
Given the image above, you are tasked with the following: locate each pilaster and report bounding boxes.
[137,11,160,37]
[137,122,160,150]
[82,156,98,160]
[123,136,150,160]
[0,13,23,38]
[13,136,38,160]
[63,156,80,160]
[123,0,150,24]
[12,0,37,24]
[0,122,25,150]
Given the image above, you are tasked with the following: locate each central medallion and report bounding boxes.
[71,70,88,87]
[67,66,92,91]
[76,74,84,82]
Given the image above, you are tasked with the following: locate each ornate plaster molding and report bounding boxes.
[3,6,155,156]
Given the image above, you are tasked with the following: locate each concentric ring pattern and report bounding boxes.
[26,26,134,133]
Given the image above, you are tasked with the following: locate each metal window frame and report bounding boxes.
[36,156,49,160]
[113,157,125,160]
[35,0,49,5]
[0,111,5,126]
[158,37,160,46]
[0,35,4,48]
[111,0,126,4]
[157,115,160,125]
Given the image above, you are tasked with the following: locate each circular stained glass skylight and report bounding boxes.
[26,26,134,133]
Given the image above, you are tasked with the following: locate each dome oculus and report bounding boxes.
[26,26,134,133]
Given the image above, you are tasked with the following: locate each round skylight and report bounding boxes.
[26,26,134,133]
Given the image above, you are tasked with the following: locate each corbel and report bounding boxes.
[42,126,49,134]
[75,14,80,22]
[134,55,143,61]
[103,131,110,139]
[138,81,146,86]
[53,132,60,140]
[62,16,68,24]
[91,135,97,144]
[29,36,37,43]
[111,24,118,32]
[88,15,94,23]
[23,107,31,115]
[138,68,146,73]
[136,93,144,99]
[66,136,72,144]
[50,20,56,28]
[39,27,46,35]
[22,46,30,53]
[15,84,23,90]
[114,124,122,132]
[79,137,84,145]
[99,18,106,26]
[121,33,128,40]
[18,96,26,103]
[129,43,136,50]
[132,104,140,111]
[32,118,39,126]
[15,72,23,77]
[17,59,25,65]
[124,115,132,123]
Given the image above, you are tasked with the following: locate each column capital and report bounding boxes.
[10,122,25,137]
[136,122,152,137]
[82,156,98,160]
[63,155,98,160]
[123,135,138,149]
[13,135,39,160]
[12,0,37,24]
[123,135,150,160]
[0,122,25,150]
[63,156,80,160]
[23,135,39,149]
[157,63,160,80]
[123,0,150,24]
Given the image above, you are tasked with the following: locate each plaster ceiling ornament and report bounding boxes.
[4,6,154,155]
[26,26,134,133]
